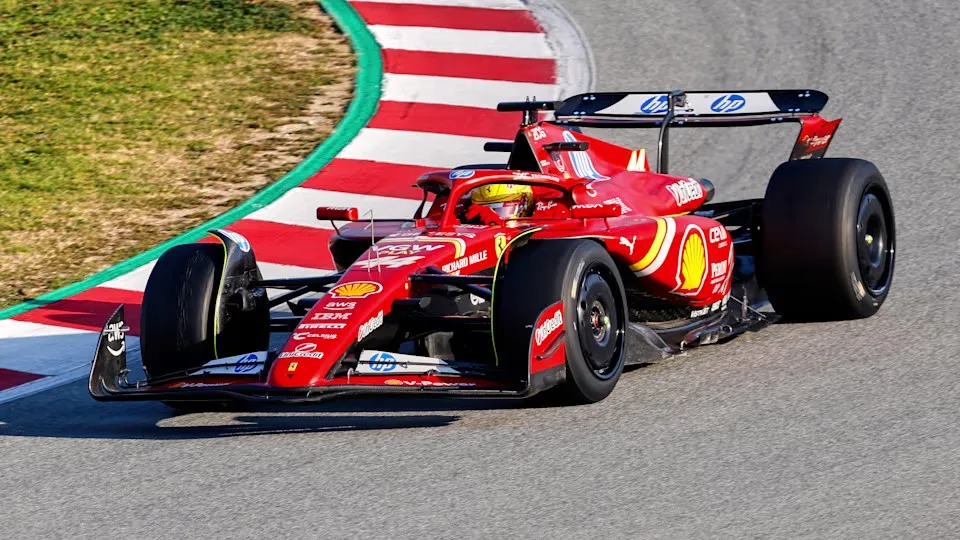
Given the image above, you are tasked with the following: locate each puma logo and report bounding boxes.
[619,235,637,256]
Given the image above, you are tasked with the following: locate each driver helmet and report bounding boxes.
[469,183,533,220]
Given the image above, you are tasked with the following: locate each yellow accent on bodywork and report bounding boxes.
[210,232,229,360]
[629,218,666,271]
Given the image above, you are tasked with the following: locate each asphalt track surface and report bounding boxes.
[2,2,960,538]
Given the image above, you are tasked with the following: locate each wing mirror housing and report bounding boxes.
[316,206,359,221]
[570,203,621,219]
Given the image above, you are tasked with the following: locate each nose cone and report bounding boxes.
[697,178,715,203]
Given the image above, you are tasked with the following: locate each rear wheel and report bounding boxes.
[759,158,895,321]
[494,239,627,404]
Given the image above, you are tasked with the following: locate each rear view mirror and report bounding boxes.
[570,203,621,219]
[316,206,359,221]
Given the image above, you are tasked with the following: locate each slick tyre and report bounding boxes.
[494,239,628,404]
[140,243,223,377]
[760,158,895,321]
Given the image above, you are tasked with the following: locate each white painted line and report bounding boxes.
[0,320,98,376]
[526,0,596,96]
[261,262,335,280]
[103,260,333,294]
[0,319,90,340]
[353,0,525,8]
[369,25,551,58]
[247,187,423,229]
[0,365,84,406]
[340,127,503,168]
[0,337,141,406]
[101,261,156,292]
[383,73,557,109]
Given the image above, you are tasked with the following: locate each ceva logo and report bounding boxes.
[710,94,746,113]
[639,95,669,114]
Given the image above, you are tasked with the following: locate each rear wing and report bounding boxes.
[552,90,828,126]
[497,89,841,174]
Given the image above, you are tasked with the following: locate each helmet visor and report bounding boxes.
[486,201,526,220]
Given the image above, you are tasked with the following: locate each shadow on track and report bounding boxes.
[0,362,671,441]
[0,379,533,441]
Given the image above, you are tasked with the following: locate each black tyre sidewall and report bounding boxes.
[140,244,222,377]
[835,175,895,317]
[760,158,895,321]
[558,242,628,403]
[494,239,627,404]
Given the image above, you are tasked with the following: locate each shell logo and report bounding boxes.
[329,281,383,299]
[675,227,707,295]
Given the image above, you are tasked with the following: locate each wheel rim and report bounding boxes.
[575,265,624,380]
[589,300,610,344]
[855,191,894,296]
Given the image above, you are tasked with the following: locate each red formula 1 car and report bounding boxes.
[89,89,895,407]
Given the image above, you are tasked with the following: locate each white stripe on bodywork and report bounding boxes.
[562,131,608,180]
[635,217,676,277]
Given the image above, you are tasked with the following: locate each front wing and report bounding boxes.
[89,306,566,404]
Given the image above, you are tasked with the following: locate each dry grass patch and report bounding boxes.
[0,0,354,306]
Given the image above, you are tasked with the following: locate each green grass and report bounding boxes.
[0,0,353,306]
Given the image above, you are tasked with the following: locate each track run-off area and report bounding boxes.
[2,0,959,538]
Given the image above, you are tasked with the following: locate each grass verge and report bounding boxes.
[0,0,354,307]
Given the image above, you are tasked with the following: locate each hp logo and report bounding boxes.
[448,169,475,180]
[234,353,259,373]
[639,95,669,114]
[220,230,251,252]
[368,352,398,372]
[710,94,746,113]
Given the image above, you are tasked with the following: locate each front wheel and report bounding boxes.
[140,243,223,377]
[494,239,628,404]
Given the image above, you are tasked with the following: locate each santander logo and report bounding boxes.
[535,309,563,346]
